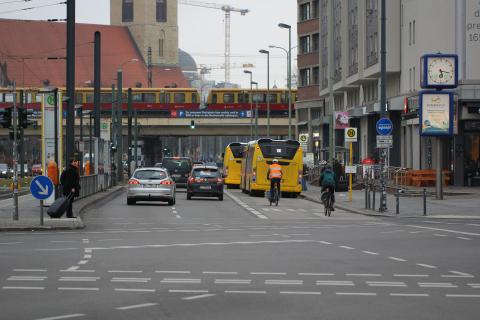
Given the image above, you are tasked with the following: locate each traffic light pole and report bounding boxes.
[379,0,388,212]
[12,81,18,220]
[134,109,138,169]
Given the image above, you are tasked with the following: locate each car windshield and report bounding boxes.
[162,159,191,172]
[133,170,167,180]
[192,168,220,178]
[0,164,8,170]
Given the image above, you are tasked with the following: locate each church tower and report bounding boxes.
[110,0,179,66]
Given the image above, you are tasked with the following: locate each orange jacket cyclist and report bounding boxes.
[267,159,282,200]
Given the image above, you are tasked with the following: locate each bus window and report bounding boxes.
[268,93,278,104]
[174,93,185,103]
[223,93,235,103]
[212,93,217,104]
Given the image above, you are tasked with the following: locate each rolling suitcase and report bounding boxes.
[47,194,72,218]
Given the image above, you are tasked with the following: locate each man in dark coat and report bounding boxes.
[60,159,80,218]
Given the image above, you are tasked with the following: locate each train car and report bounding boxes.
[0,88,42,110]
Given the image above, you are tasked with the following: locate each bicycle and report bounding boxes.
[321,190,333,216]
[269,184,280,206]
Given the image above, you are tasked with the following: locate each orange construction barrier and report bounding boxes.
[85,161,91,176]
[47,160,59,185]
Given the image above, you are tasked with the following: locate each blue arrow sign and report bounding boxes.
[30,176,54,200]
[376,118,393,136]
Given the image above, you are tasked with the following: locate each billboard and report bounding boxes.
[334,112,349,129]
[419,91,454,136]
[171,110,252,118]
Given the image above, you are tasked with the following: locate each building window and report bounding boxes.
[348,0,358,76]
[313,66,320,85]
[320,0,328,89]
[156,0,167,22]
[299,2,311,21]
[409,21,412,45]
[333,0,342,82]
[300,35,311,54]
[312,0,319,18]
[413,19,415,44]
[300,68,311,87]
[312,33,320,52]
[159,38,164,57]
[365,0,378,67]
[122,0,133,22]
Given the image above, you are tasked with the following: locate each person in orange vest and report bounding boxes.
[267,159,282,201]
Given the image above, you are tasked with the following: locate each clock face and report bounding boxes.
[428,57,455,85]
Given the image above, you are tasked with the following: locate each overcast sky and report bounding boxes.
[0,0,297,89]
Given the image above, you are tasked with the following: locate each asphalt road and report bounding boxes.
[0,188,479,320]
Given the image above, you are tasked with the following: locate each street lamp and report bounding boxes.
[259,49,270,137]
[244,70,253,140]
[251,81,259,139]
[278,22,293,140]
[119,58,139,69]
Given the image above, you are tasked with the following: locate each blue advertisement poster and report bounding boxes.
[419,91,454,136]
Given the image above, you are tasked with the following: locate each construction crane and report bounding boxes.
[179,0,249,83]
[198,63,254,80]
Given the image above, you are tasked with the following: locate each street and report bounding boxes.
[0,190,479,320]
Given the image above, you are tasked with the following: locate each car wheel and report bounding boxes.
[167,199,175,206]
[218,194,223,201]
[127,198,136,205]
[187,193,192,200]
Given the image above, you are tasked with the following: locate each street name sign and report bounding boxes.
[376,135,393,149]
[30,176,54,201]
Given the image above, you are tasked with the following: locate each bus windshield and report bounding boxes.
[258,140,300,160]
[229,144,245,158]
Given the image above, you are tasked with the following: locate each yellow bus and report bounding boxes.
[223,142,247,188]
[241,139,303,197]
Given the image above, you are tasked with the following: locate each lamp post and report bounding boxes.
[244,70,253,140]
[251,81,259,139]
[259,49,270,137]
[278,23,293,140]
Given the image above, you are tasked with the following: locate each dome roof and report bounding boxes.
[179,49,197,72]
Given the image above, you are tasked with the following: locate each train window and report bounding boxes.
[268,94,277,104]
[160,92,170,103]
[253,93,265,103]
[191,92,198,104]
[144,93,156,103]
[75,93,84,104]
[223,93,235,103]
[174,93,185,103]
[3,93,13,103]
[238,93,249,104]
[212,93,217,104]
[86,94,94,103]
[101,93,112,103]
[0,93,4,103]
[132,94,142,102]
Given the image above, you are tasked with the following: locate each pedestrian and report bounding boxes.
[60,158,80,218]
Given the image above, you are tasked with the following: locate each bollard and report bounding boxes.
[367,184,371,209]
[372,183,376,211]
[365,183,368,209]
[395,187,400,215]
[423,188,427,216]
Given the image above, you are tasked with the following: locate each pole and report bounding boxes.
[40,200,44,226]
[66,0,76,165]
[288,28,292,140]
[111,84,116,185]
[53,89,59,198]
[79,104,83,176]
[266,52,270,137]
[435,137,443,200]
[255,83,259,139]
[349,142,353,202]
[328,0,335,163]
[19,90,25,178]
[249,76,253,140]
[379,0,388,212]
[12,81,19,220]
[116,70,123,182]
[93,31,101,138]
[89,113,93,174]
[423,188,427,216]
[134,109,138,169]
[127,88,132,177]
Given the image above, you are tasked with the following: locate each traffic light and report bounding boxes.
[0,107,12,128]
[18,108,34,128]
[190,120,195,129]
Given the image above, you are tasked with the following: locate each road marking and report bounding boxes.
[225,290,267,294]
[406,225,480,237]
[58,287,99,291]
[265,280,303,285]
[298,273,334,276]
[77,260,88,265]
[169,289,209,293]
[176,215,181,219]
[7,276,47,281]
[36,248,79,251]
[445,294,480,298]
[346,274,382,277]
[317,281,355,286]
[418,282,457,288]
[161,278,201,284]
[116,303,158,310]
[442,271,474,278]
[108,270,143,273]
[13,269,47,272]
[389,257,407,262]
[3,286,45,290]
[457,237,472,240]
[280,291,321,295]
[155,270,191,274]
[433,234,448,237]
[35,313,86,320]
[60,269,95,273]
[251,272,287,275]
[467,283,480,288]
[203,271,238,275]
[393,274,429,278]
[84,249,92,253]
[339,246,355,250]
[0,242,24,245]
[59,277,99,282]
[97,239,122,242]
[224,191,268,219]
[416,263,437,269]
[362,251,379,255]
[111,277,151,283]
[380,230,404,234]
[366,281,407,287]
[114,288,156,292]
[182,293,216,300]
[390,293,429,297]
[83,255,92,259]
[336,292,376,296]
[319,241,332,245]
[214,279,252,284]
[51,241,76,243]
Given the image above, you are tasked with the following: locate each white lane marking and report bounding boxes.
[380,230,404,234]
[36,248,79,252]
[176,215,181,219]
[418,282,457,288]
[319,241,332,245]
[169,289,209,293]
[172,211,178,214]
[155,270,191,274]
[116,303,158,310]
[214,279,252,284]
[111,277,151,283]
[265,280,303,285]
[250,272,287,275]
[346,274,382,277]
[433,234,448,237]
[445,294,480,298]
[59,277,99,282]
[457,237,472,240]
[58,287,99,291]
[84,249,92,253]
[280,291,321,295]
[317,281,355,286]
[362,251,379,255]
[416,263,437,269]
[182,293,216,300]
[393,274,429,278]
[336,292,376,296]
[390,293,429,297]
[406,225,480,237]
[97,239,122,242]
[339,246,355,250]
[83,255,92,259]
[287,209,295,212]
[114,288,156,293]
[51,241,76,243]
[161,278,201,284]
[389,257,407,262]
[203,271,238,275]
[468,283,480,288]
[288,233,312,236]
[225,290,267,294]
[442,271,474,278]
[35,313,86,320]
[108,270,143,273]
[60,269,95,273]
[3,286,45,290]
[13,269,47,272]
[366,281,407,287]
[224,191,268,219]
[0,242,24,245]
[298,273,335,276]
[77,260,88,265]
[7,276,47,281]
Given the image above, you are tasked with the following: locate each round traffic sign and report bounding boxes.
[376,118,393,136]
[30,176,54,200]
[299,134,308,142]
[346,128,356,138]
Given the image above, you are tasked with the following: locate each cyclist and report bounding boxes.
[320,164,337,211]
[267,159,282,201]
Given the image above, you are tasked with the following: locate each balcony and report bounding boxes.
[297,52,319,68]
[298,85,320,102]
[298,18,319,35]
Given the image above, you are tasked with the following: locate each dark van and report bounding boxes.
[160,157,192,188]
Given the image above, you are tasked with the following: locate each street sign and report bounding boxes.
[345,165,356,174]
[299,133,308,151]
[344,127,358,142]
[376,118,393,136]
[376,135,393,149]
[30,176,54,200]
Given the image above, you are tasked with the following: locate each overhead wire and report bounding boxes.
[0,1,65,15]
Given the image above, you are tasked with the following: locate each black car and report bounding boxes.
[160,157,192,188]
[187,166,224,201]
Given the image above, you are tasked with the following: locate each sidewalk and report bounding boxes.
[302,183,480,218]
[0,186,125,230]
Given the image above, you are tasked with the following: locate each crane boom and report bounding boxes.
[179,0,249,83]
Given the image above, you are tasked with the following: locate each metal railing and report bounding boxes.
[79,174,98,199]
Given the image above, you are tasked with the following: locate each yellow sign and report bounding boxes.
[345,127,357,142]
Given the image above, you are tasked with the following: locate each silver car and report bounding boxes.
[127,167,176,206]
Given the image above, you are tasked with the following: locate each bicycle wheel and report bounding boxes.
[275,189,279,206]
[328,194,332,216]
[269,190,273,206]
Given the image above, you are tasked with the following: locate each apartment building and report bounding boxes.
[297,0,480,186]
